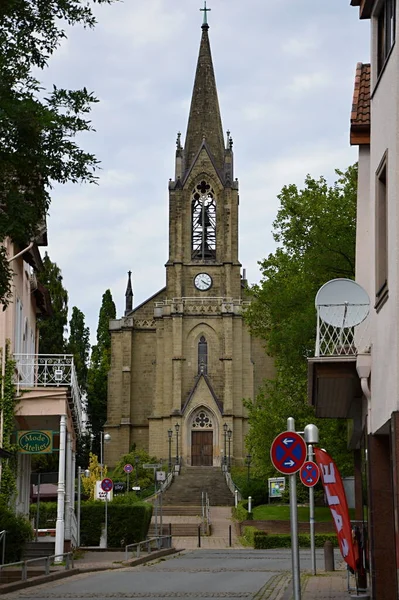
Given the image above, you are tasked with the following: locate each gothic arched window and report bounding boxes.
[192,181,216,260]
[198,336,208,374]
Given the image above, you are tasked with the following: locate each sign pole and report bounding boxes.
[105,490,108,548]
[287,417,301,600]
[308,443,316,575]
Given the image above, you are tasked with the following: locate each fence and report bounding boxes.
[0,552,74,582]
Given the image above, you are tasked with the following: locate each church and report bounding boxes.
[105,9,274,468]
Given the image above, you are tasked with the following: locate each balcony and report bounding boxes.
[13,354,82,434]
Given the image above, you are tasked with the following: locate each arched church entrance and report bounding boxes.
[191,408,213,466]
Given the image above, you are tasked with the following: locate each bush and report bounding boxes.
[0,505,33,562]
[29,502,57,528]
[230,469,268,507]
[232,500,253,522]
[242,526,257,546]
[253,531,339,549]
[80,500,152,547]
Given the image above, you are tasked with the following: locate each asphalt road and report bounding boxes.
[2,549,340,600]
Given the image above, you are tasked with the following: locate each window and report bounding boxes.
[375,154,388,308]
[377,0,396,74]
[198,336,208,374]
[192,181,216,260]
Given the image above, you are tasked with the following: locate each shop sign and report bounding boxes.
[17,430,53,454]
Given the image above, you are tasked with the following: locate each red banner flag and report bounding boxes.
[314,447,357,572]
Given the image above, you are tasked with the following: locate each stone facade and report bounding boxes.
[105,21,274,468]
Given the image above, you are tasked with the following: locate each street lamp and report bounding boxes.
[77,467,90,547]
[175,423,180,466]
[227,428,232,472]
[100,432,111,479]
[246,453,252,484]
[168,429,173,472]
[223,423,228,470]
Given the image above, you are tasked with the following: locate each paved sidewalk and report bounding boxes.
[301,571,349,600]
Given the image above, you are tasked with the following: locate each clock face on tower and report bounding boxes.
[194,273,212,291]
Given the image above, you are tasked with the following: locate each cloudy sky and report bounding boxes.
[41,0,369,344]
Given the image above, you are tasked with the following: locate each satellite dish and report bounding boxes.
[315,279,370,328]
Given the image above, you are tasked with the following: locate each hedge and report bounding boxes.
[253,531,339,550]
[80,501,152,547]
[0,505,33,562]
[232,500,253,522]
[30,499,153,548]
[242,526,257,546]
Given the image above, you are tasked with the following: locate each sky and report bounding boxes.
[41,0,370,344]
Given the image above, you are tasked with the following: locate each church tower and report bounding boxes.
[105,8,274,468]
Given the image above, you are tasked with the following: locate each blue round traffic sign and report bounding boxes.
[123,463,133,474]
[101,477,113,492]
[270,431,307,475]
[299,461,320,487]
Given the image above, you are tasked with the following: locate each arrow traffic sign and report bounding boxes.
[270,431,307,475]
[299,461,320,487]
[101,477,113,493]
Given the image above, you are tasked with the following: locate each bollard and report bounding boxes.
[324,540,335,571]
[248,496,252,514]
[229,525,232,547]
[169,523,172,548]
[197,524,201,548]
[234,489,238,507]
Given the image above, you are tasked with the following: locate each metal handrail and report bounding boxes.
[125,535,172,561]
[0,531,5,565]
[0,552,74,581]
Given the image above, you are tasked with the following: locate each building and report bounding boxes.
[0,233,83,554]
[308,1,399,598]
[105,14,274,468]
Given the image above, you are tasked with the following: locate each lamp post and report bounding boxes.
[134,456,139,488]
[77,467,90,547]
[175,423,180,466]
[223,423,228,470]
[168,429,173,472]
[100,432,111,480]
[246,453,252,484]
[227,428,232,472]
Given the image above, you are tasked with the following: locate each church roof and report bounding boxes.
[350,62,370,145]
[184,23,225,177]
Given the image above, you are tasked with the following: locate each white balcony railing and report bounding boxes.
[13,354,82,434]
[315,305,371,358]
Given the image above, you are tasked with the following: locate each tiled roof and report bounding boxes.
[350,62,370,145]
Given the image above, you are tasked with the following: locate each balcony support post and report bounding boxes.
[64,431,72,543]
[55,415,67,563]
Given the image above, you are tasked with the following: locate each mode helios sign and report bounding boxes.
[17,430,53,454]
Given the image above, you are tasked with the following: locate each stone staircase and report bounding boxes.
[162,467,234,506]
[23,541,55,560]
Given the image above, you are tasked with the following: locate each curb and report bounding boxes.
[0,547,179,595]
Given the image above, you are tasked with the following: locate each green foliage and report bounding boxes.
[230,468,268,506]
[253,531,339,550]
[232,501,252,522]
[110,449,160,492]
[81,453,107,501]
[37,254,68,354]
[0,0,116,305]
[0,505,33,562]
[67,306,90,391]
[245,165,358,479]
[87,290,116,451]
[0,343,18,504]
[29,502,57,528]
[80,500,152,548]
[242,526,257,546]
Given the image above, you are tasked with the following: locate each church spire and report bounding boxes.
[125,270,133,315]
[183,5,225,176]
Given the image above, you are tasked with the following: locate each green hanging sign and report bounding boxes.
[17,430,53,454]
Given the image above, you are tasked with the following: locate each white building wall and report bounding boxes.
[368,5,399,433]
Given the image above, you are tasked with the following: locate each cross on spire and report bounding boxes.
[200,1,211,26]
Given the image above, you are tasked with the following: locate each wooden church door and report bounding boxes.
[191,431,213,466]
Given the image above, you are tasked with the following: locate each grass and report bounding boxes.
[252,504,355,522]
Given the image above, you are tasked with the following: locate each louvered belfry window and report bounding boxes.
[192,181,216,260]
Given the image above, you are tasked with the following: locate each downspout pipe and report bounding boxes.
[7,241,34,263]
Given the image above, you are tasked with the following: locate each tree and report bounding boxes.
[0,0,116,306]
[245,165,357,478]
[37,253,68,354]
[67,307,90,391]
[87,290,116,453]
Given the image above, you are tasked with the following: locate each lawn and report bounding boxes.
[252,504,355,522]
